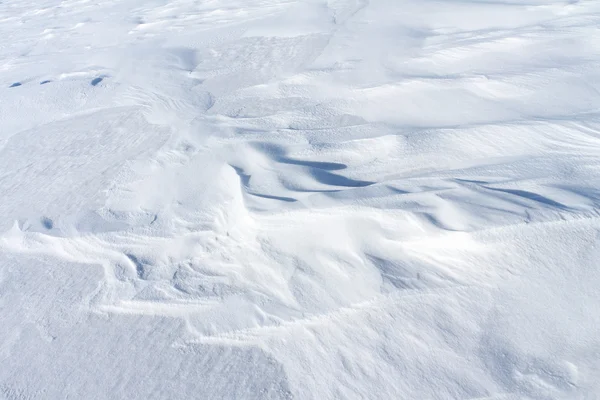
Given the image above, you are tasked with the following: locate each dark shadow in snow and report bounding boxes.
[231,166,251,186]
[248,192,297,203]
[9,82,22,88]
[418,212,460,232]
[280,158,346,171]
[40,80,51,85]
[40,217,53,230]
[91,77,103,86]
[365,254,442,291]
[309,168,373,188]
[125,253,146,279]
[254,142,346,171]
[454,178,492,185]
[483,187,567,209]
[283,186,340,194]
[367,255,415,290]
[385,185,410,195]
[253,142,374,188]
[231,165,297,203]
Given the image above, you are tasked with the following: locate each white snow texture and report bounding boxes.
[1,0,600,399]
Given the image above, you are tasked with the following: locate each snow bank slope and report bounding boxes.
[1,0,600,398]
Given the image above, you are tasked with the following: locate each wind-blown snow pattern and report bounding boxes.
[1,0,600,398]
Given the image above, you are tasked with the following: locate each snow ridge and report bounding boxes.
[1,0,600,398]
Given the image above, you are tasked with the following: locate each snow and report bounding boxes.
[1,0,600,398]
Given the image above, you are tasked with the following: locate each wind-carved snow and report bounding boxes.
[1,0,600,398]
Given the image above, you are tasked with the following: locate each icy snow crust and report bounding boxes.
[1,0,600,398]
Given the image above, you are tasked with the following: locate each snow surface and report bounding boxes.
[1,0,600,398]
